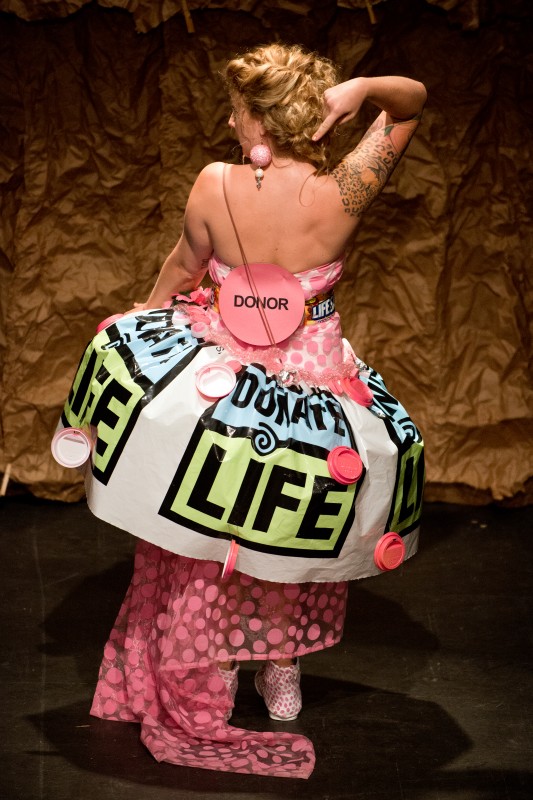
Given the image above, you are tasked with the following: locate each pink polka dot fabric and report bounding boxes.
[91,540,347,779]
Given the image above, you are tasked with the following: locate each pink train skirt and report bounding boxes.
[90,539,348,779]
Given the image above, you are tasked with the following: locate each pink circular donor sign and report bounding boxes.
[218,263,305,346]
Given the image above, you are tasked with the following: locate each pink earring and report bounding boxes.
[250,142,272,190]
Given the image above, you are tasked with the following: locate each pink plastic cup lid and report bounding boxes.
[327,446,363,484]
[218,263,305,346]
[195,363,237,400]
[51,427,92,468]
[342,375,374,407]
[221,539,240,580]
[191,321,209,339]
[96,314,124,334]
[328,378,344,395]
[374,532,406,571]
[224,358,242,372]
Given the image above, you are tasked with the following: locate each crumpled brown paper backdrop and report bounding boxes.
[0,0,532,504]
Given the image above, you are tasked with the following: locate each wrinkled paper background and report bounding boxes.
[0,0,531,504]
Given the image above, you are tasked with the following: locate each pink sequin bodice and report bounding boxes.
[180,254,351,387]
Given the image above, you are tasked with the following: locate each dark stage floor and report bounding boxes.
[0,496,531,800]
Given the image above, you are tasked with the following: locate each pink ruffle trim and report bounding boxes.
[177,303,357,388]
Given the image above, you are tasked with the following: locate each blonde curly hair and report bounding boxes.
[224,43,340,172]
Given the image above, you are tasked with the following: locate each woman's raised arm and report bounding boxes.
[315,76,427,217]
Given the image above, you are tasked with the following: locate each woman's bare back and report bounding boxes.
[199,161,357,272]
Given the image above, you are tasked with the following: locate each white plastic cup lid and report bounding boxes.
[191,321,209,339]
[195,363,237,399]
[51,427,92,468]
[172,310,189,325]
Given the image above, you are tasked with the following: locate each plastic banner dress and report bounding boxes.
[56,253,424,778]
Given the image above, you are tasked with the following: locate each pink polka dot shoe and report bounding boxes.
[254,659,302,721]
[219,663,239,721]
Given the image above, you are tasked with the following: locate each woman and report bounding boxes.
[58,44,426,779]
